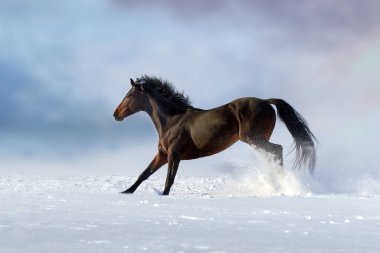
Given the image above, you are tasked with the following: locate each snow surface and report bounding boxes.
[1,173,380,253]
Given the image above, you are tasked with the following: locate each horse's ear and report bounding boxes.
[134,83,144,92]
[130,78,136,87]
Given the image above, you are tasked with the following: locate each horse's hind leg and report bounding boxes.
[254,139,283,166]
[239,101,283,166]
[241,135,283,166]
[240,133,284,166]
[121,152,167,194]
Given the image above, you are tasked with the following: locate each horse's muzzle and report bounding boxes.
[114,116,124,121]
[113,114,124,121]
[113,111,124,121]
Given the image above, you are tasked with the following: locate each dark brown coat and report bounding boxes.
[114,76,316,195]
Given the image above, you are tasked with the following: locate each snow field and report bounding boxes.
[1,174,380,253]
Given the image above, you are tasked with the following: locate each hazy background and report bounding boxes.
[1,0,380,194]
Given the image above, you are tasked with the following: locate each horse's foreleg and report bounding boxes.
[163,152,180,195]
[121,152,167,194]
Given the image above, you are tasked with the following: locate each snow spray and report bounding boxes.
[223,151,309,197]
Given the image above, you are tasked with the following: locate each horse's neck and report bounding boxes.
[145,95,182,138]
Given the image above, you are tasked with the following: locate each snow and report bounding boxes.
[1,174,380,253]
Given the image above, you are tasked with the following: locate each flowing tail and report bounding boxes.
[267,99,316,172]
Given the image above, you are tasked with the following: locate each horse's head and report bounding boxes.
[113,78,147,121]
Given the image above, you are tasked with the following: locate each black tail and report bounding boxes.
[267,99,316,173]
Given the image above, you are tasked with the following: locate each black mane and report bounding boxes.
[137,75,193,110]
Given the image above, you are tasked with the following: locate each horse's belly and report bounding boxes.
[200,132,239,157]
[186,122,239,159]
[182,132,238,160]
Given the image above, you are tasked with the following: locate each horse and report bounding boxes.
[113,75,316,195]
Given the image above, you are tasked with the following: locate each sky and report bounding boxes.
[1,0,380,193]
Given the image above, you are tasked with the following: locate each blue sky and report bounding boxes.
[1,1,380,188]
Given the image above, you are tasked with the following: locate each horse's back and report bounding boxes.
[188,97,275,132]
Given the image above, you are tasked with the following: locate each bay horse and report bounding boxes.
[113,75,316,195]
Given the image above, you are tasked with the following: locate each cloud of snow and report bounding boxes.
[219,151,308,197]
[216,145,380,197]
